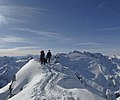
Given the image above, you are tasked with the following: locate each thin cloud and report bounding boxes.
[11,46,40,51]
[0,46,41,56]
[0,14,8,25]
[0,5,50,24]
[13,28,76,44]
[73,42,103,46]
[0,5,49,16]
[59,37,75,44]
[0,46,38,51]
[0,36,25,43]
[7,17,28,24]
[79,26,120,34]
[99,27,120,31]
[13,28,61,38]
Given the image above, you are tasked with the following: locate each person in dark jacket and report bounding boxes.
[46,50,52,63]
[40,50,45,65]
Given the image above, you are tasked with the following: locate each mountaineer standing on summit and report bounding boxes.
[46,50,52,63]
[40,50,45,65]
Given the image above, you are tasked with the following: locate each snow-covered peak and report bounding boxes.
[0,59,107,100]
[58,51,119,91]
[0,51,120,100]
[112,54,120,59]
[71,50,105,59]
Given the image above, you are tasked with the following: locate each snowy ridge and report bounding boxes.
[112,54,120,59]
[58,51,120,90]
[0,59,105,100]
[0,56,33,88]
[0,51,120,100]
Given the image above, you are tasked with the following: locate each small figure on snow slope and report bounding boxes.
[40,50,45,65]
[46,50,52,63]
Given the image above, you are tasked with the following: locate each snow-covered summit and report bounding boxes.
[0,59,106,100]
[0,50,120,100]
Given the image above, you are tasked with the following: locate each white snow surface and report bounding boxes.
[0,51,120,100]
[0,59,105,100]
[0,56,32,87]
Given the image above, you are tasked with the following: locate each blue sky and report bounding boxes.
[0,0,120,56]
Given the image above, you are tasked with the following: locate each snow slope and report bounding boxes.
[0,56,33,88]
[0,59,106,100]
[0,50,120,100]
[58,51,120,92]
